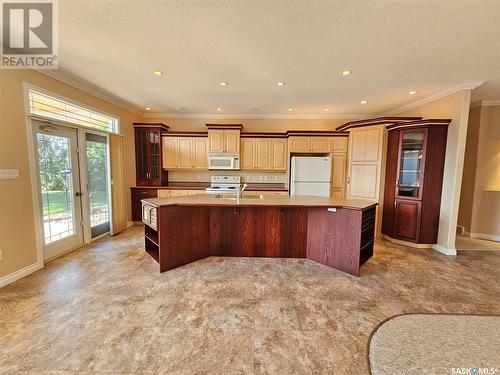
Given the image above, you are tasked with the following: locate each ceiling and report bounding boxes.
[57,1,500,117]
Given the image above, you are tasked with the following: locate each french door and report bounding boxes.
[33,121,84,259]
[33,120,112,260]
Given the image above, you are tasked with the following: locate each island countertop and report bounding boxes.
[142,194,377,211]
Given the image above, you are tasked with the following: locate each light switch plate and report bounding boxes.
[0,169,20,179]
[0,249,3,261]
[328,208,337,212]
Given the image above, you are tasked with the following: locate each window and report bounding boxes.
[28,89,119,133]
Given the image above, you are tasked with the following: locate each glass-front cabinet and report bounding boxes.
[397,130,426,199]
[382,122,449,244]
[134,123,168,186]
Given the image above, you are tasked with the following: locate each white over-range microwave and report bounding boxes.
[208,153,240,170]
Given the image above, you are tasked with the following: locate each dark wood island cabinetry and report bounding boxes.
[141,195,377,277]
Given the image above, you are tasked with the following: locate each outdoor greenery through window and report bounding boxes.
[28,89,118,133]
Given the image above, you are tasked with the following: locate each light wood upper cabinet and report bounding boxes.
[192,138,208,169]
[208,129,240,153]
[310,137,331,152]
[162,137,177,169]
[241,138,256,169]
[255,139,272,169]
[208,130,225,153]
[271,139,287,170]
[240,138,287,171]
[289,137,311,152]
[224,130,240,153]
[332,137,347,152]
[288,136,346,153]
[162,136,208,170]
[177,138,192,168]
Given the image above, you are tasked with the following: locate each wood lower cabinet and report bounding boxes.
[162,136,208,170]
[393,200,421,241]
[382,122,449,244]
[241,138,287,171]
[131,188,158,221]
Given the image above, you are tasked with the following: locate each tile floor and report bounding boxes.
[1,226,500,374]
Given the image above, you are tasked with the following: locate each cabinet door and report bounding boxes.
[147,130,162,183]
[192,138,208,169]
[396,130,426,200]
[135,128,149,183]
[394,200,421,241]
[131,188,157,221]
[255,139,272,169]
[162,137,177,169]
[310,137,331,152]
[224,130,240,153]
[332,137,347,152]
[208,130,225,153]
[331,153,346,198]
[241,138,255,169]
[289,137,310,152]
[272,139,287,170]
[177,137,192,168]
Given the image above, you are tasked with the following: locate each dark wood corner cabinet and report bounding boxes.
[382,119,451,244]
[134,123,169,187]
[132,123,169,221]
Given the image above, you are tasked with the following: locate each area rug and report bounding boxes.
[369,314,500,375]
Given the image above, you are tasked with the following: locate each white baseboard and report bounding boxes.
[0,262,42,288]
[432,243,457,256]
[469,232,500,242]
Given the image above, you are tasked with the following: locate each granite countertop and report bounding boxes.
[143,194,377,211]
[133,182,288,191]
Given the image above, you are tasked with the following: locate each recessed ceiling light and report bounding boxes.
[288,108,293,111]
[145,107,151,111]
[324,108,329,112]
[409,90,417,95]
[153,69,163,76]
[217,107,222,111]
[360,100,367,104]
[277,82,285,86]
[341,70,352,76]
[220,82,228,86]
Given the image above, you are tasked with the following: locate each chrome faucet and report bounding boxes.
[236,183,248,203]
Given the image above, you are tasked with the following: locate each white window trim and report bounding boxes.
[24,82,121,134]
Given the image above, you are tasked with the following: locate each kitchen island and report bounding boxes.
[141,195,377,276]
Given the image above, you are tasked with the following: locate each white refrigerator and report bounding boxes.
[290,156,332,197]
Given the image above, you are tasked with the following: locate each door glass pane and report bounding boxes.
[398,131,424,198]
[86,133,110,238]
[149,131,160,179]
[37,133,76,244]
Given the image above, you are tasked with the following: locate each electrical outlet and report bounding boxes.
[0,249,3,261]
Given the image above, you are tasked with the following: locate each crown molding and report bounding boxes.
[141,112,366,120]
[36,68,143,116]
[384,81,485,116]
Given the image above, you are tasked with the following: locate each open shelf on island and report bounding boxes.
[144,225,159,263]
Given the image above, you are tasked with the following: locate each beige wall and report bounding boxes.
[141,117,348,132]
[396,90,472,253]
[458,105,500,239]
[0,70,140,279]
